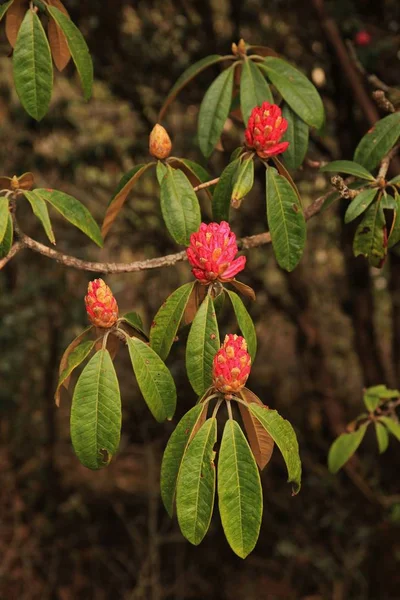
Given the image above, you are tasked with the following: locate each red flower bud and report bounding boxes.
[355,30,372,46]
[213,334,251,395]
[149,124,172,159]
[245,102,289,159]
[186,221,246,285]
[85,279,118,328]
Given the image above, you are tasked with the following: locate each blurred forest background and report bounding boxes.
[1,0,400,598]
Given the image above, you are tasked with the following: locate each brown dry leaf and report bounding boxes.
[0,176,12,190]
[5,0,27,48]
[94,330,120,360]
[239,388,274,470]
[47,0,71,71]
[17,172,34,190]
[230,279,256,301]
[55,326,93,407]
[182,281,206,325]
[247,45,279,58]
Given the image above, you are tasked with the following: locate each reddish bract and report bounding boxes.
[213,334,251,395]
[186,221,246,285]
[85,279,118,328]
[245,102,289,159]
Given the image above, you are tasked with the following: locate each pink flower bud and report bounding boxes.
[85,279,118,328]
[245,102,289,159]
[186,221,246,285]
[213,334,251,395]
[149,124,172,159]
[355,30,372,46]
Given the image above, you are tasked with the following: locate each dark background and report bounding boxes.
[1,0,400,598]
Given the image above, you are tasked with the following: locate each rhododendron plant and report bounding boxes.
[213,334,251,396]
[245,102,289,159]
[85,279,119,328]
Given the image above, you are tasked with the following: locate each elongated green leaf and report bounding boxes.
[121,311,147,339]
[353,201,387,268]
[0,1,13,21]
[34,188,103,247]
[281,104,309,170]
[328,425,368,473]
[260,57,324,129]
[168,158,212,189]
[23,190,55,244]
[389,174,400,185]
[240,59,273,124]
[47,6,93,100]
[176,418,217,545]
[249,404,302,493]
[344,188,378,224]
[70,349,121,470]
[231,156,254,208]
[389,192,400,248]
[227,290,256,361]
[160,165,201,246]
[159,54,227,120]
[102,163,154,238]
[156,160,167,185]
[55,340,95,405]
[266,166,306,272]
[161,404,205,517]
[198,66,235,158]
[381,193,396,210]
[186,295,220,396]
[320,160,375,181]
[354,113,400,171]
[218,419,262,558]
[13,10,53,121]
[126,336,176,422]
[379,416,400,442]
[213,158,241,222]
[363,389,381,412]
[0,214,13,258]
[0,197,9,244]
[150,282,195,360]
[375,422,389,454]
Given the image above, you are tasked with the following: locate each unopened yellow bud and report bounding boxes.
[149,124,172,159]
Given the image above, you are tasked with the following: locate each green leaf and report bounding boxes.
[13,9,53,121]
[381,193,396,210]
[266,166,306,272]
[126,336,176,422]
[388,174,400,185]
[150,282,195,360]
[320,160,375,181]
[249,404,302,493]
[198,66,235,158]
[169,158,212,189]
[344,188,378,224]
[379,417,400,442]
[389,192,400,248]
[160,165,201,246]
[328,425,368,473]
[354,113,400,171]
[23,190,55,244]
[0,214,13,258]
[212,158,241,222]
[70,349,121,470]
[363,389,381,412]
[226,290,257,361]
[34,188,103,247]
[161,404,205,517]
[231,156,254,208]
[176,418,217,545]
[240,58,273,124]
[281,104,309,171]
[102,163,154,238]
[375,422,389,454]
[47,6,93,100]
[156,160,167,185]
[0,1,13,22]
[186,295,220,396]
[0,197,9,244]
[159,54,227,120]
[218,419,262,559]
[121,311,147,339]
[353,201,387,268]
[55,340,95,405]
[260,57,324,129]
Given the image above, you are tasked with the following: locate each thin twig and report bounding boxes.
[193,177,220,192]
[0,241,23,269]
[378,144,400,181]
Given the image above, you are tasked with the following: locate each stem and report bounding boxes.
[211,398,223,418]
[226,400,233,420]
[193,178,220,192]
